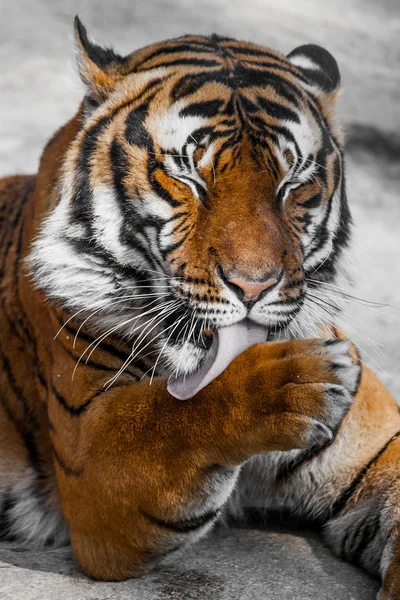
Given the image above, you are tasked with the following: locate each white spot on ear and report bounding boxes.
[289,55,320,71]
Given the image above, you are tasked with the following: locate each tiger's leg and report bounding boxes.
[50,337,358,581]
[379,527,400,600]
[323,455,400,600]
[230,362,400,599]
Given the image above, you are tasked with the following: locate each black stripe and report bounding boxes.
[353,346,362,394]
[179,99,225,119]
[343,512,381,564]
[143,57,220,68]
[56,333,139,376]
[0,342,42,473]
[257,97,300,124]
[125,103,153,149]
[70,115,112,229]
[51,383,92,416]
[10,204,48,391]
[55,318,144,367]
[301,191,323,210]
[224,45,290,63]
[70,91,161,231]
[149,163,182,209]
[330,431,400,518]
[141,507,220,533]
[171,72,216,102]
[161,229,192,259]
[51,378,136,417]
[242,60,308,83]
[134,43,215,69]
[275,440,333,484]
[0,178,34,275]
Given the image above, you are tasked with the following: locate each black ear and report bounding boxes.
[287,44,341,97]
[74,16,127,112]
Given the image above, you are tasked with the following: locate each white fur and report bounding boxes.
[1,474,69,548]
[148,103,206,153]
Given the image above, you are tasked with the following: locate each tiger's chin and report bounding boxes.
[159,340,208,379]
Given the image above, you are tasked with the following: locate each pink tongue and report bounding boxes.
[167,320,268,400]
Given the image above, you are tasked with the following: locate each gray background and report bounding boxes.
[0,0,399,598]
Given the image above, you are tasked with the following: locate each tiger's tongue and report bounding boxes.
[167,320,268,400]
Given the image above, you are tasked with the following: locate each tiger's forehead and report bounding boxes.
[139,82,323,181]
[129,34,293,76]
[84,35,336,188]
[146,101,206,152]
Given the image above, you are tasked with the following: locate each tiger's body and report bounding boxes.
[0,19,399,598]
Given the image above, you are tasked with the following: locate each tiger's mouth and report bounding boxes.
[163,308,215,351]
[167,319,269,400]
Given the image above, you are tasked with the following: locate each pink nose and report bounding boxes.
[228,277,278,302]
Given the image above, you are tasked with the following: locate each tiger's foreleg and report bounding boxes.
[323,433,400,600]
[231,364,400,600]
[52,338,357,580]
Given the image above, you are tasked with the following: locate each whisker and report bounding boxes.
[76,300,178,373]
[307,290,389,341]
[71,315,138,380]
[307,295,386,357]
[72,296,167,348]
[306,278,394,309]
[128,300,180,359]
[148,151,190,159]
[105,303,182,389]
[304,300,391,378]
[148,311,189,385]
[54,290,171,340]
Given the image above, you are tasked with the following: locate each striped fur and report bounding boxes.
[0,18,399,597]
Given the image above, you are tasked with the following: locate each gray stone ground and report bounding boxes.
[0,0,399,598]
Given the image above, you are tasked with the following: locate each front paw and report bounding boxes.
[243,338,361,451]
[303,338,361,441]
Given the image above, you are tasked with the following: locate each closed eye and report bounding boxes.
[173,174,207,204]
[277,180,302,206]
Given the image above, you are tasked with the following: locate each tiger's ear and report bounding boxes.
[74,16,127,114]
[287,44,341,106]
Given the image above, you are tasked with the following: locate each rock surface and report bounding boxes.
[0,526,380,600]
[0,0,399,598]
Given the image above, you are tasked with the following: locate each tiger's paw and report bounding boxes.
[238,337,361,452]
[320,338,361,396]
[291,338,361,446]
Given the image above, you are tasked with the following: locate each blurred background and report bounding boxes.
[0,2,399,598]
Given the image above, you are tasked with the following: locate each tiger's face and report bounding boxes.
[31,21,351,378]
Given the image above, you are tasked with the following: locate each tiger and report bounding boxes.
[0,15,399,598]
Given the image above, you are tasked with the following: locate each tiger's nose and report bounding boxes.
[216,265,282,305]
[228,277,279,302]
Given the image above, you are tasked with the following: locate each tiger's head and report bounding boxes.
[30,17,351,379]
